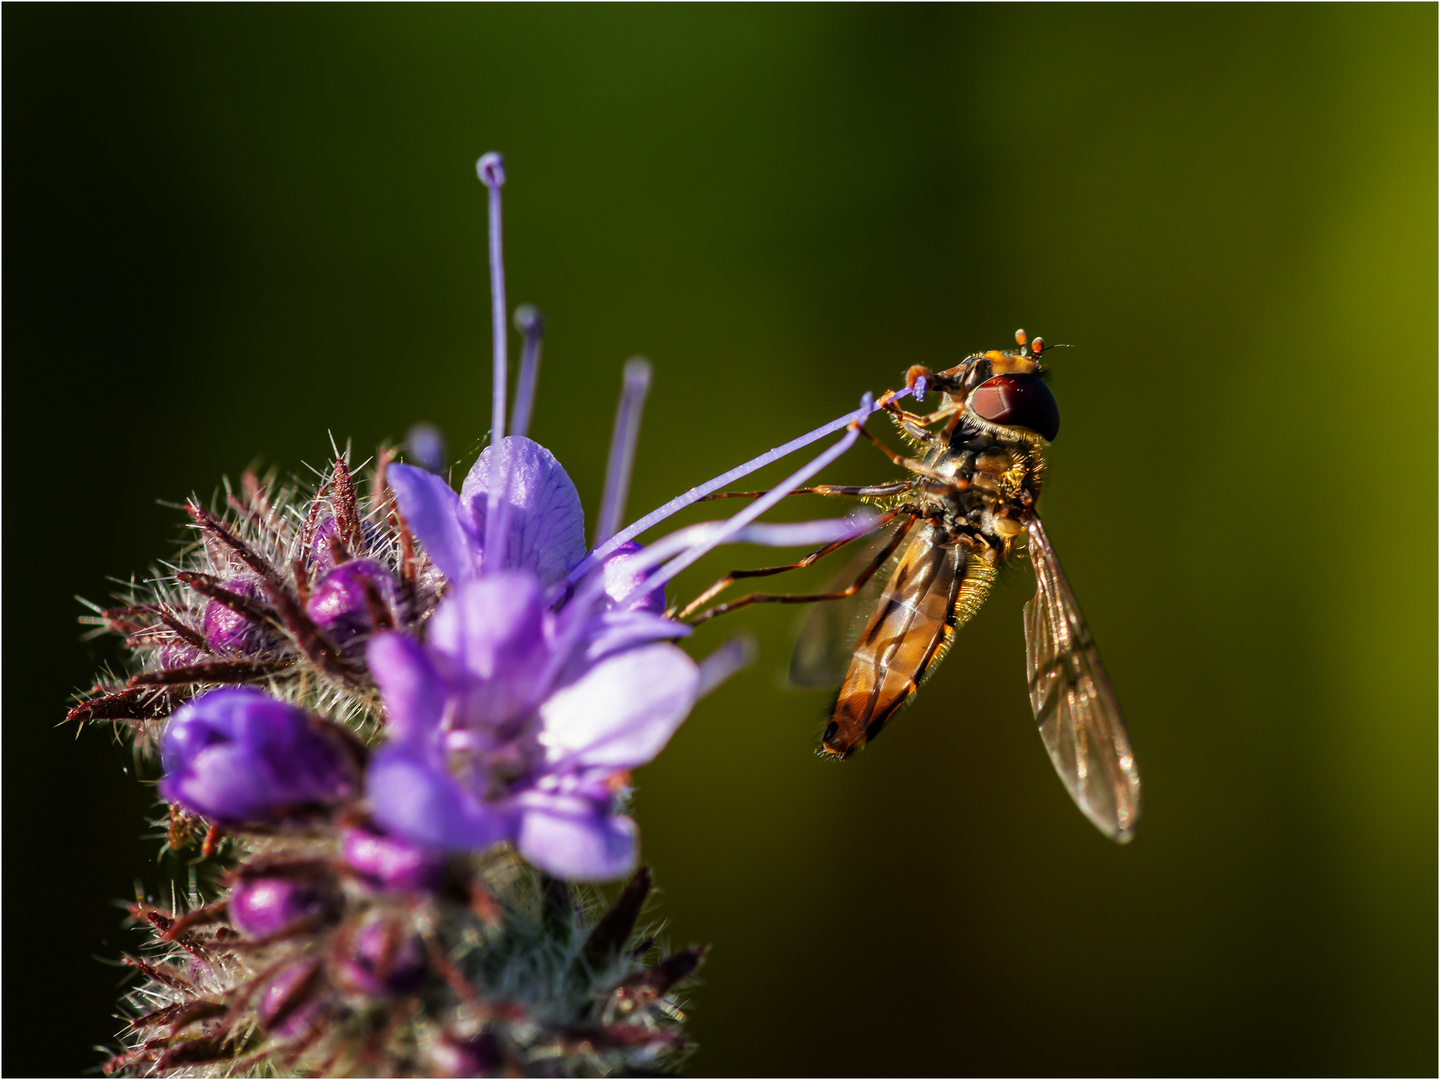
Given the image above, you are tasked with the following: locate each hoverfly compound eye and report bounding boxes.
[969,373,1060,440]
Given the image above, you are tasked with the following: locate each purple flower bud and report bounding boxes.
[159,689,359,825]
[337,915,427,997]
[157,642,206,670]
[430,1032,502,1078]
[310,516,343,572]
[202,577,273,656]
[304,559,399,653]
[310,515,385,573]
[258,959,326,1035]
[342,819,447,894]
[229,876,333,938]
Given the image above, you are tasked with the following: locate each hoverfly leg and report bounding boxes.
[882,405,943,445]
[696,480,914,503]
[677,510,903,618]
[682,512,915,625]
[854,426,952,484]
[676,524,873,619]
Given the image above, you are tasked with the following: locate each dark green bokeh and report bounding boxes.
[5,6,1434,1075]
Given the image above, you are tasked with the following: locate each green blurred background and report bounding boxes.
[5,5,1434,1075]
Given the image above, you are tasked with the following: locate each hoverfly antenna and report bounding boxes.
[1032,336,1045,356]
[1014,328,1028,348]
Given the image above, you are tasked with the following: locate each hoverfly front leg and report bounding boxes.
[853,425,956,486]
[678,510,914,624]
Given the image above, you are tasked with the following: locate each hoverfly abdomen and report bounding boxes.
[820,526,967,758]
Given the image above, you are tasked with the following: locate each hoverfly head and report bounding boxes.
[960,329,1061,441]
[967,371,1060,441]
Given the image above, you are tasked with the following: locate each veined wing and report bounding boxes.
[1023,515,1141,842]
[789,514,915,689]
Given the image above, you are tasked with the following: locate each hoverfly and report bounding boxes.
[680,331,1141,843]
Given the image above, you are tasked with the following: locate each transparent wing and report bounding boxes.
[788,516,913,689]
[1023,516,1141,842]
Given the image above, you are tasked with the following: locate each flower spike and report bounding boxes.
[595,357,652,547]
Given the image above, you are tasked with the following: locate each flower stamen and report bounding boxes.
[477,151,510,572]
[509,305,545,442]
[570,385,915,584]
[595,356,652,547]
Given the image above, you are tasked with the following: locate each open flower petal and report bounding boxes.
[515,795,638,880]
[368,743,514,853]
[460,437,586,586]
[366,633,447,745]
[426,575,551,726]
[389,464,478,583]
[539,643,699,770]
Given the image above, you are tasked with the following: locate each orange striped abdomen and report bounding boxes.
[821,524,995,757]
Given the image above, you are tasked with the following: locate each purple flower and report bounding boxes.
[361,153,883,881]
[159,689,359,825]
[364,572,699,880]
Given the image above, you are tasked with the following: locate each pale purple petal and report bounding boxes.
[426,575,551,726]
[538,643,699,770]
[368,743,514,853]
[389,464,478,583]
[515,795,637,880]
[460,437,586,586]
[366,633,447,745]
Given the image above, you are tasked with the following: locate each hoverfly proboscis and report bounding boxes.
[677,331,1141,843]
